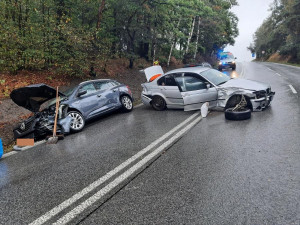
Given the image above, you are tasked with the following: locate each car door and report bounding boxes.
[75,83,100,118]
[93,81,120,113]
[175,73,218,111]
[157,74,183,106]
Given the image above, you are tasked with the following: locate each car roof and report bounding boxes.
[164,66,211,75]
[79,79,115,86]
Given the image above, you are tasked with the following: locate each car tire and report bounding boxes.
[67,111,85,132]
[151,96,166,111]
[121,95,133,112]
[225,107,251,120]
[218,67,222,71]
[232,66,236,70]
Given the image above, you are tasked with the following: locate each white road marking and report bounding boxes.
[29,112,200,225]
[268,67,274,72]
[53,115,202,225]
[288,85,297,94]
[276,73,282,77]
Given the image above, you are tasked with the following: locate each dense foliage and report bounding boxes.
[250,0,300,63]
[0,0,238,74]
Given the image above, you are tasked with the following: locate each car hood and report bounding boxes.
[10,84,66,112]
[219,78,269,91]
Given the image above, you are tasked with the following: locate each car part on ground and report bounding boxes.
[10,80,133,140]
[225,108,251,120]
[141,66,275,113]
[224,95,251,120]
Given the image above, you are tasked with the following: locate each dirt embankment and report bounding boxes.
[0,58,157,153]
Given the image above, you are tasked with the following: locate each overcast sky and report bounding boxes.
[225,0,274,61]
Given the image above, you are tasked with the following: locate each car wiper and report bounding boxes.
[218,81,228,85]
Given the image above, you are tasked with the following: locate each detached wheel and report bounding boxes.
[121,95,133,112]
[151,96,166,111]
[225,107,251,120]
[68,111,85,132]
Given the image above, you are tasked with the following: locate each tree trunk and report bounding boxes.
[96,0,106,30]
[167,18,181,67]
[193,16,201,60]
[185,16,195,55]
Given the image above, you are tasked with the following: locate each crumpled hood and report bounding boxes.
[10,84,65,112]
[219,78,270,91]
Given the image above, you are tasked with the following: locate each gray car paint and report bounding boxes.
[63,79,132,120]
[141,67,275,111]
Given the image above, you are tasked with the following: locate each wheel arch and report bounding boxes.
[67,107,84,116]
[149,93,167,105]
[225,94,253,111]
[119,93,133,101]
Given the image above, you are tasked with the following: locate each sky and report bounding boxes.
[225,0,275,61]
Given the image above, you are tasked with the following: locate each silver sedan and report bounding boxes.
[141,66,275,111]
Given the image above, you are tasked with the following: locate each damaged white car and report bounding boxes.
[141,66,275,113]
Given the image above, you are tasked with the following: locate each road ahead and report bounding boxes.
[0,62,299,225]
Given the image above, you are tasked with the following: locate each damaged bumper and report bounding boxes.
[13,115,72,140]
[141,93,152,106]
[251,92,275,111]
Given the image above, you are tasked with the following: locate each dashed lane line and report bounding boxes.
[288,85,297,94]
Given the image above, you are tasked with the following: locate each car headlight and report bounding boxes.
[254,91,266,99]
[219,62,222,65]
[232,61,235,64]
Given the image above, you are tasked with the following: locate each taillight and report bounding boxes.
[126,85,132,95]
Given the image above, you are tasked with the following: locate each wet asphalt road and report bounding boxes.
[0,62,300,225]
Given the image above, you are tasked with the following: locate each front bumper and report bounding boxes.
[251,92,275,111]
[13,116,72,140]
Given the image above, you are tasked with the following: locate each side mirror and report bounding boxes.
[77,90,87,97]
[206,83,211,89]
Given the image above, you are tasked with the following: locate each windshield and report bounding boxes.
[200,69,230,86]
[63,86,76,97]
[220,53,235,60]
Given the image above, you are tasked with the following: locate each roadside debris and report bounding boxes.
[201,102,209,118]
[225,95,251,120]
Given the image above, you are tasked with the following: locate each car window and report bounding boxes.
[157,74,177,86]
[78,83,97,96]
[94,81,113,91]
[176,73,207,92]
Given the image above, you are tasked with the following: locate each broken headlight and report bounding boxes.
[254,90,266,99]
